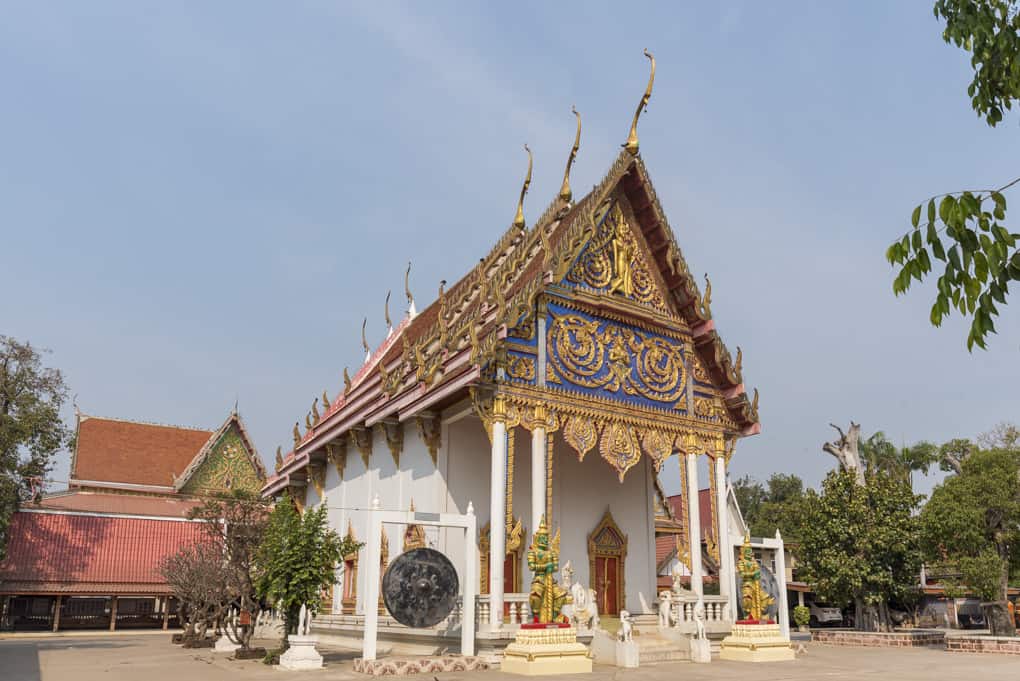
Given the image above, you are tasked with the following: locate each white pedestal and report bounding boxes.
[214,634,240,654]
[279,634,324,670]
[689,638,711,664]
[615,640,639,668]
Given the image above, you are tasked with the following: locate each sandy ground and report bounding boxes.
[1,632,1018,681]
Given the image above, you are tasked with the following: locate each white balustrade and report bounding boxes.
[475,593,531,630]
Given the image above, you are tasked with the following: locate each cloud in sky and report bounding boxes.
[1,2,1018,498]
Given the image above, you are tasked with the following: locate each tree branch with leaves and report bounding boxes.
[887,0,1020,350]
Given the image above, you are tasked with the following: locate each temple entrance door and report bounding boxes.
[594,556,621,615]
[588,510,627,618]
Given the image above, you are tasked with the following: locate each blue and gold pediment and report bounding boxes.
[562,199,671,316]
[544,302,687,413]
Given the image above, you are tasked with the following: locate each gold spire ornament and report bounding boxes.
[699,273,713,319]
[343,366,352,394]
[275,446,284,471]
[404,261,416,317]
[361,318,370,359]
[305,412,313,432]
[292,422,301,446]
[512,144,533,230]
[624,49,656,156]
[558,106,581,204]
[311,397,320,425]
[322,389,330,411]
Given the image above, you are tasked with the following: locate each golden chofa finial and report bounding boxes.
[559,106,581,204]
[624,48,655,156]
[512,144,533,231]
[384,290,392,332]
[343,366,352,394]
[361,318,370,360]
[405,261,417,317]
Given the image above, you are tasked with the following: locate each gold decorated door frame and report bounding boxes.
[588,509,627,616]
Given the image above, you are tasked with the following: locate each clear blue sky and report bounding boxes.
[2,2,1018,497]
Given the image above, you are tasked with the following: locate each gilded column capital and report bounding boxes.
[493,394,508,422]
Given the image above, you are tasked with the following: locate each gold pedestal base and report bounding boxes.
[719,623,795,662]
[501,626,593,676]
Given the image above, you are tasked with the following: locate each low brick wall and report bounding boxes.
[946,635,1020,655]
[811,629,946,648]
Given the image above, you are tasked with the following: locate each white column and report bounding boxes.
[489,403,508,629]
[462,502,477,656]
[774,530,791,639]
[686,452,704,598]
[531,410,547,533]
[714,454,732,620]
[362,495,382,661]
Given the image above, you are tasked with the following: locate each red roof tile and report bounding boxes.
[72,416,213,488]
[35,491,202,518]
[0,510,207,594]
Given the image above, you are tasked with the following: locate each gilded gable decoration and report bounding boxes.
[546,305,686,409]
[506,354,536,383]
[558,106,581,206]
[565,202,669,313]
[415,415,441,467]
[403,500,427,552]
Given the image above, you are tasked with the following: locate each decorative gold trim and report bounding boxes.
[676,453,691,567]
[563,415,601,461]
[352,426,372,468]
[341,520,358,613]
[546,430,554,524]
[640,428,672,473]
[707,457,720,565]
[416,416,441,467]
[377,421,403,468]
[403,500,427,551]
[588,509,627,615]
[309,462,325,498]
[326,440,347,480]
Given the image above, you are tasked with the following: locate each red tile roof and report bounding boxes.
[34,491,202,518]
[0,510,208,595]
[72,416,213,488]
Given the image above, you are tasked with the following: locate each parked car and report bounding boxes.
[809,602,843,627]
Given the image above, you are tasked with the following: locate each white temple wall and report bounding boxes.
[552,432,656,615]
[441,414,490,587]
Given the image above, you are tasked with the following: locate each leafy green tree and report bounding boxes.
[732,473,806,542]
[255,496,360,648]
[189,490,270,650]
[920,447,1020,636]
[0,336,70,561]
[798,470,922,631]
[887,0,1020,350]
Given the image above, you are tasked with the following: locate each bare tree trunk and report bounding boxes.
[822,422,866,486]
[986,555,1018,637]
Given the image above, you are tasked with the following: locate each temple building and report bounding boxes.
[265,64,764,656]
[0,410,265,632]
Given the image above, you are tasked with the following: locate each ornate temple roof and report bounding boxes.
[268,55,760,491]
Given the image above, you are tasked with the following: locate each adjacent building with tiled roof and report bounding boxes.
[0,409,266,632]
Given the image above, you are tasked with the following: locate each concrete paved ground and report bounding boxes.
[1,633,1018,681]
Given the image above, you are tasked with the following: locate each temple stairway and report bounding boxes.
[630,614,691,664]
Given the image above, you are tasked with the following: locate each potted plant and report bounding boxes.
[793,605,811,633]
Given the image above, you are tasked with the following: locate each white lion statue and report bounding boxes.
[560,560,599,631]
[618,610,634,642]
